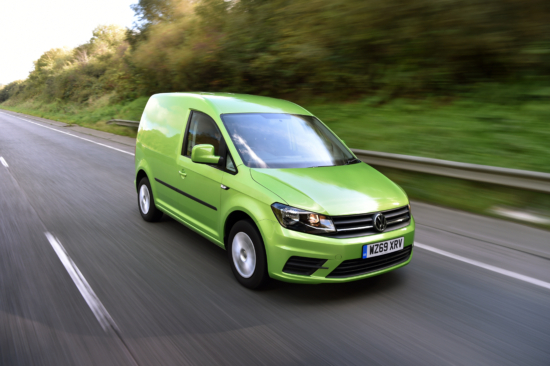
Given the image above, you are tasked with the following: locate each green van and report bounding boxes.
[135,93,414,289]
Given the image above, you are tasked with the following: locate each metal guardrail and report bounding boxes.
[352,149,550,193]
[106,119,140,127]
[105,118,550,193]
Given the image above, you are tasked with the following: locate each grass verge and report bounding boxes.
[0,95,149,138]
[308,83,550,173]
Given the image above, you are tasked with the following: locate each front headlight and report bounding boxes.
[271,203,335,234]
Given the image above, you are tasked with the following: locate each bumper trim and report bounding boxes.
[282,256,328,276]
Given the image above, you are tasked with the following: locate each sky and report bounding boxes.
[0,0,137,85]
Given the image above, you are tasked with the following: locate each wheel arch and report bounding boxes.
[224,210,256,247]
[136,169,148,191]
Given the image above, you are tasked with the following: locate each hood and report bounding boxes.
[251,163,408,216]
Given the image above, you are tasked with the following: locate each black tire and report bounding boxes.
[227,220,270,289]
[137,177,163,222]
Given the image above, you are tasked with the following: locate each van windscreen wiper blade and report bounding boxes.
[345,158,362,165]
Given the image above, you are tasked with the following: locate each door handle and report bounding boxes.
[179,169,187,179]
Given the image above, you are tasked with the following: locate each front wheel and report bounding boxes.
[227,220,269,289]
[137,177,163,222]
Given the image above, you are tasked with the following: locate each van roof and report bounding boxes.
[155,92,312,116]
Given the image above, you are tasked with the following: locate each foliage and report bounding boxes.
[4,0,550,103]
[125,0,550,98]
[1,25,130,104]
[0,80,26,103]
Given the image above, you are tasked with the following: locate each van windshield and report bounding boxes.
[221,113,358,169]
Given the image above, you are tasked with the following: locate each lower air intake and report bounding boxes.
[327,246,412,278]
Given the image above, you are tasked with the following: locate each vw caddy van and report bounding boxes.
[135,93,414,289]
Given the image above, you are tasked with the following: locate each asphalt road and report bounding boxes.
[1,111,549,366]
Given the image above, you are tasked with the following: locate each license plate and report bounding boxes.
[362,237,404,259]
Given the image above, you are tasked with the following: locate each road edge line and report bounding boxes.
[415,242,550,290]
[0,112,134,156]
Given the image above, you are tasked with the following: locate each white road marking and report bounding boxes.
[45,232,119,332]
[0,156,8,168]
[416,242,550,290]
[491,206,550,225]
[0,112,134,156]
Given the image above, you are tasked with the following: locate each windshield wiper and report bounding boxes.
[309,159,360,168]
[345,158,362,165]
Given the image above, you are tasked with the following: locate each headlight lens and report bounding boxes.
[271,203,335,234]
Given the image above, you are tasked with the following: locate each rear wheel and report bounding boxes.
[227,220,269,289]
[137,177,163,222]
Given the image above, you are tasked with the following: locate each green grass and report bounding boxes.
[309,83,550,173]
[0,95,149,138]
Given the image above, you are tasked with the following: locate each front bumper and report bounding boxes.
[260,217,415,284]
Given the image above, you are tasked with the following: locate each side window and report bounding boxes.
[184,111,222,157]
[226,154,236,173]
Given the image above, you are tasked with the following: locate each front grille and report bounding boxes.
[330,205,411,239]
[327,246,412,278]
[283,257,328,276]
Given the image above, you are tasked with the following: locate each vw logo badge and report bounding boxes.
[373,213,387,232]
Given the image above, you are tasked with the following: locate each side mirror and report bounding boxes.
[191,144,220,164]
